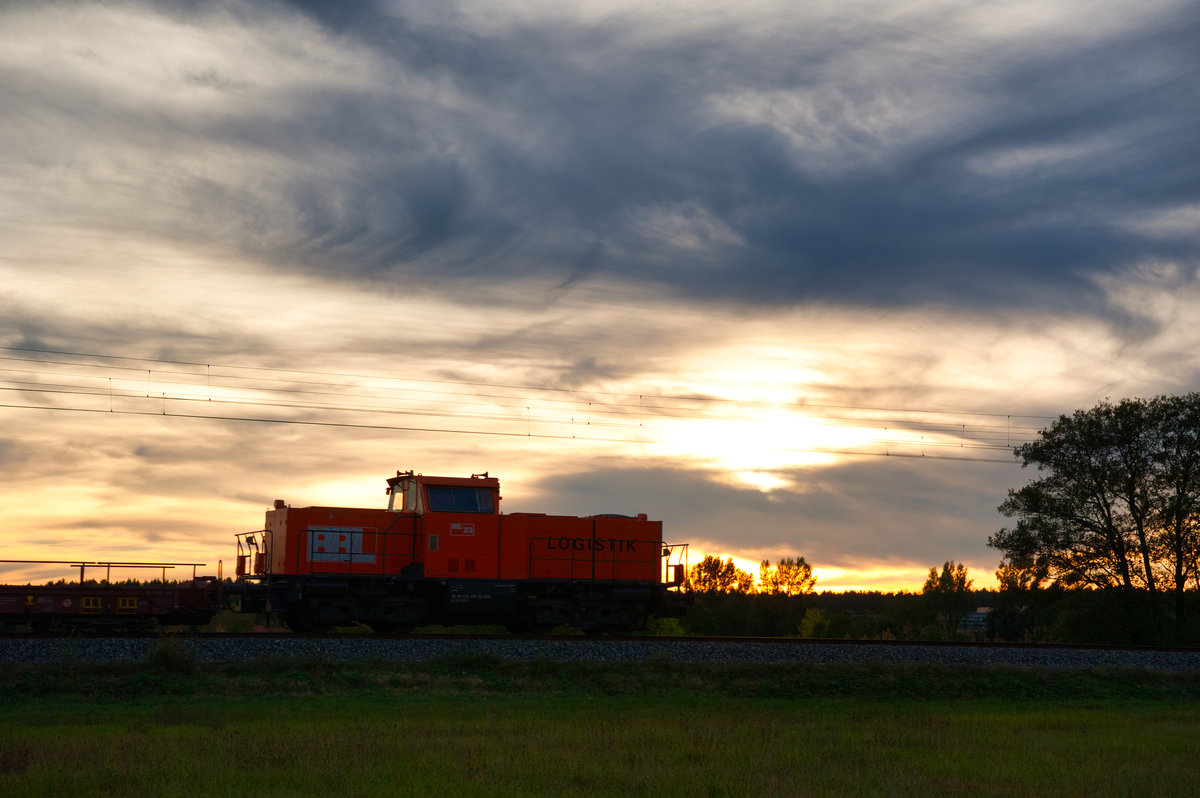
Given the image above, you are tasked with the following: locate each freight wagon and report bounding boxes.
[0,561,220,632]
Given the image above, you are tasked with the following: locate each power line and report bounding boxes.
[0,345,1048,462]
[0,400,1025,463]
[0,384,663,432]
[0,346,1058,421]
[0,379,1038,453]
[0,402,659,444]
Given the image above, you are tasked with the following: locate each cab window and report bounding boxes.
[425,486,494,513]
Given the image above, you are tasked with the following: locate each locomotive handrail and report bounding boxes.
[661,543,690,588]
[235,530,267,577]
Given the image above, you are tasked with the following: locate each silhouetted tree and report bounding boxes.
[986,562,1047,642]
[990,394,1200,643]
[1152,395,1200,643]
[758,557,817,595]
[922,561,974,638]
[688,555,754,594]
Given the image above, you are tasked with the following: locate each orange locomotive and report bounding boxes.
[234,471,689,633]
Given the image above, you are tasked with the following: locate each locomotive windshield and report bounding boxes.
[425,486,495,514]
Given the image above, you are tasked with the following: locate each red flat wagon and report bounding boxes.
[0,561,220,632]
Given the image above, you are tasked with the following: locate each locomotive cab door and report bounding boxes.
[417,479,500,580]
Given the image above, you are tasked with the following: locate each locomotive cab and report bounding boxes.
[386,471,499,516]
[389,472,501,579]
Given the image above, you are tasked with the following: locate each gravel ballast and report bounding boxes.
[3,636,1200,671]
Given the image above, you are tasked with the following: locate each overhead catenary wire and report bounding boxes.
[0,370,1044,440]
[0,402,660,445]
[0,347,1050,443]
[0,347,1056,421]
[0,345,1052,463]
[0,384,666,432]
[0,381,1034,453]
[0,399,1028,463]
[0,346,1053,428]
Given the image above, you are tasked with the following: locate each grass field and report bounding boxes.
[2,650,1199,796]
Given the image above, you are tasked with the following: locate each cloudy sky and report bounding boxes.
[1,0,1197,590]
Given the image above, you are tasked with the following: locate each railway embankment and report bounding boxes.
[3,635,1200,671]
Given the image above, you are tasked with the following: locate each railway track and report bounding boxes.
[3,634,1200,671]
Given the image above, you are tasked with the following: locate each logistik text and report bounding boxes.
[546,537,638,553]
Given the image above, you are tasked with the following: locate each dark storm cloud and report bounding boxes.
[217,0,1199,318]
[4,0,1197,316]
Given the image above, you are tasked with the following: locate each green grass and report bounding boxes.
[2,656,1200,796]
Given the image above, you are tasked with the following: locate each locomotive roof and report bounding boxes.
[386,473,500,489]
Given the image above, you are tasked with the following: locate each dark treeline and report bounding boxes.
[673,587,1200,645]
[677,590,946,640]
[674,556,990,641]
[986,584,1200,646]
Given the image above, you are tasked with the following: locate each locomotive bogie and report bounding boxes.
[238,574,674,634]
